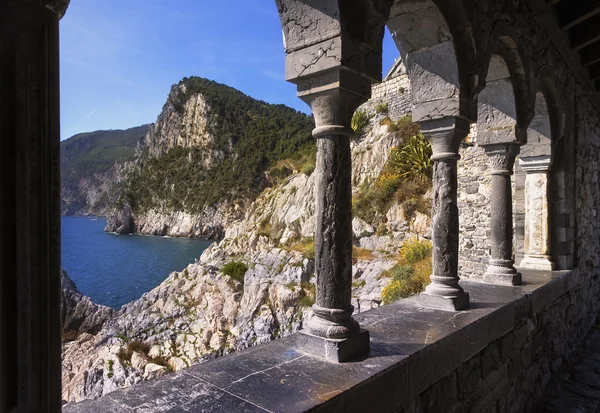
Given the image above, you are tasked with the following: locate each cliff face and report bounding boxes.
[104,77,315,238]
[61,107,433,404]
[62,66,433,404]
[61,270,113,341]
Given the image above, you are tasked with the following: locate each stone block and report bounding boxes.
[294,329,370,362]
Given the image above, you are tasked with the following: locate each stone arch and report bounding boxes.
[479,23,534,138]
[534,70,575,270]
[515,73,564,271]
[385,0,478,123]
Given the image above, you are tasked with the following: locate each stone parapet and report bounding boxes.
[63,269,597,413]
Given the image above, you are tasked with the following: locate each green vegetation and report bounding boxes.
[222,261,248,285]
[351,109,371,133]
[285,237,315,260]
[381,239,433,304]
[301,163,315,176]
[388,134,432,181]
[353,114,432,226]
[298,282,316,308]
[375,102,388,114]
[107,360,114,378]
[122,77,315,213]
[400,238,432,265]
[60,125,150,212]
[61,125,149,183]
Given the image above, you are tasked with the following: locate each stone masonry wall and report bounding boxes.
[400,68,600,413]
[401,267,600,413]
[361,65,411,122]
[457,143,492,279]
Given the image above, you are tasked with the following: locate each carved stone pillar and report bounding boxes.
[418,117,470,311]
[519,155,555,271]
[293,71,371,361]
[482,144,522,285]
[0,2,68,411]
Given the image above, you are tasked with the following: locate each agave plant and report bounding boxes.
[389,133,433,180]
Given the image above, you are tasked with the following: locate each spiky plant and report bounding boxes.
[389,133,433,181]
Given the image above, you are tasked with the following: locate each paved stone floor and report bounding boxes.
[536,322,600,412]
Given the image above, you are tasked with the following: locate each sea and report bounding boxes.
[61,216,213,309]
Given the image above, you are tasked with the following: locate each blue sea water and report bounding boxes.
[61,216,213,309]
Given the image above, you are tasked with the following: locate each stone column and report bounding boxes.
[0,2,68,411]
[418,117,470,311]
[519,155,555,271]
[294,71,370,362]
[482,144,522,285]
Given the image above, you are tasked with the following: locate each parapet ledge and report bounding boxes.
[63,268,574,413]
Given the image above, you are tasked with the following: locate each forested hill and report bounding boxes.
[60,125,150,216]
[119,76,316,215]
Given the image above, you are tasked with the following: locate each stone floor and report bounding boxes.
[535,322,600,412]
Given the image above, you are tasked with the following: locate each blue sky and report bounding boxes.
[59,1,399,140]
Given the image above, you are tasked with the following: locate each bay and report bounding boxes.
[61,216,213,309]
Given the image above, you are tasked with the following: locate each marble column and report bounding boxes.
[0,2,68,411]
[293,72,371,362]
[482,144,522,285]
[418,117,470,311]
[519,155,555,271]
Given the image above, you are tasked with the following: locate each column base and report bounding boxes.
[520,255,555,271]
[418,291,470,311]
[483,260,522,286]
[295,329,370,362]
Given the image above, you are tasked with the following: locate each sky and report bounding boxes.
[59,1,399,140]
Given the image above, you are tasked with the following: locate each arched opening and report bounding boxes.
[515,87,562,270]
[386,0,467,122]
[456,52,521,279]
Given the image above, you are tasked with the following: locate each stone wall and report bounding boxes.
[360,62,411,122]
[401,267,600,413]
[457,143,492,279]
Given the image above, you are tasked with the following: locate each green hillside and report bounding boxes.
[122,77,315,213]
[60,125,150,187]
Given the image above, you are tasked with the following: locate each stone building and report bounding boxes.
[3,0,600,412]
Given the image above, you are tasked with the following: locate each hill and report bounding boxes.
[60,125,150,215]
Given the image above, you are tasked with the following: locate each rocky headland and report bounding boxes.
[61,67,434,404]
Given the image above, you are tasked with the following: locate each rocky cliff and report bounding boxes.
[62,66,434,404]
[104,77,315,238]
[61,105,433,404]
[61,270,113,341]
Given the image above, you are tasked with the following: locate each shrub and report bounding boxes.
[298,282,316,308]
[400,238,432,265]
[285,237,315,260]
[222,261,248,285]
[381,259,431,304]
[391,264,415,281]
[375,102,388,114]
[353,246,375,261]
[389,133,432,181]
[351,109,370,133]
[107,360,114,378]
[301,163,315,176]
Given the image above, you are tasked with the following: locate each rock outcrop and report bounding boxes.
[61,270,113,341]
[62,65,433,404]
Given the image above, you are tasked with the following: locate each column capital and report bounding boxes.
[482,143,520,175]
[519,155,552,172]
[42,0,70,17]
[419,116,470,160]
[296,69,372,138]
